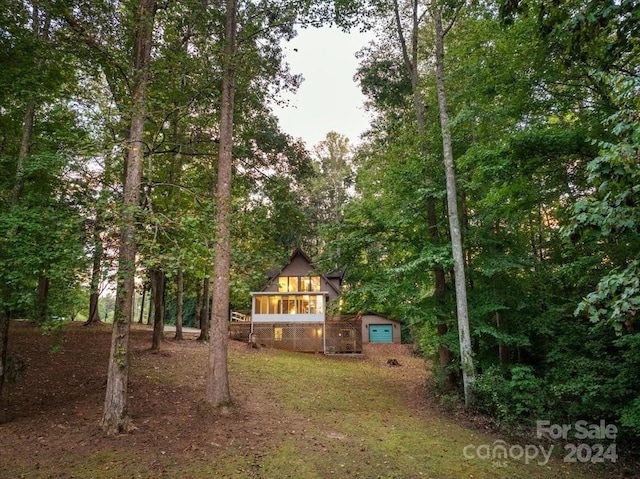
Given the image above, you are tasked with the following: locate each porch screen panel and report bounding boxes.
[255,296,267,314]
[282,295,297,314]
[309,295,323,314]
[268,295,281,314]
[251,293,325,322]
[298,295,310,314]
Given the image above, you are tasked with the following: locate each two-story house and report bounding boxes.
[234,249,362,353]
[230,249,402,352]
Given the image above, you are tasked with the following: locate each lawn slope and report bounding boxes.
[0,322,619,478]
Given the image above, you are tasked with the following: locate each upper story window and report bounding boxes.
[278,276,321,292]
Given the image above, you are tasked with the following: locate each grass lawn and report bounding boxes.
[0,322,623,478]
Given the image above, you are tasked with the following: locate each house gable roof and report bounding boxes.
[261,248,342,296]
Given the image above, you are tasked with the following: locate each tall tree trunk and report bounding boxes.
[36,274,49,322]
[205,0,237,408]
[195,282,202,328]
[392,0,452,374]
[101,0,156,435]
[151,268,165,350]
[138,280,146,324]
[0,99,34,395]
[147,274,155,325]
[0,310,10,399]
[496,311,509,364]
[13,100,36,202]
[174,268,184,341]
[433,6,475,406]
[197,276,210,341]
[86,220,103,325]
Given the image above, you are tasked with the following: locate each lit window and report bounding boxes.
[307,295,323,314]
[300,276,321,292]
[274,327,283,341]
[278,276,300,292]
[280,295,292,314]
[299,295,310,313]
[269,295,280,314]
[255,296,267,314]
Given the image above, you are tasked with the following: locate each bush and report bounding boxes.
[474,365,547,423]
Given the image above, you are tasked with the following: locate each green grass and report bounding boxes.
[198,349,605,479]
[1,325,614,479]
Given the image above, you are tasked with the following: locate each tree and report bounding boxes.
[1,0,88,396]
[205,0,237,408]
[571,74,640,334]
[388,0,453,374]
[303,131,354,256]
[101,0,157,434]
[172,269,184,340]
[150,267,165,350]
[432,2,475,405]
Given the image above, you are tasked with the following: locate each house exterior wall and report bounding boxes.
[361,313,402,344]
[260,254,341,301]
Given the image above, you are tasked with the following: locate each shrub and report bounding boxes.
[474,364,547,423]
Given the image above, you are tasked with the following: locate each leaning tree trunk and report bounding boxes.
[0,94,36,402]
[0,6,51,397]
[433,6,475,406]
[205,0,237,408]
[101,0,156,435]
[13,100,36,202]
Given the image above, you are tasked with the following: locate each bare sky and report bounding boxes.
[271,26,373,149]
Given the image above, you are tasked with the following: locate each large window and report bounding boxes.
[253,294,323,315]
[301,276,321,292]
[277,276,321,292]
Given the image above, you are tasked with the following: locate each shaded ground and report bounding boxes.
[0,321,634,478]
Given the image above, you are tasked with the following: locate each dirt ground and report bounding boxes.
[0,321,429,477]
[0,321,636,478]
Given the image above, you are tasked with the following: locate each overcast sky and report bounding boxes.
[270,27,374,149]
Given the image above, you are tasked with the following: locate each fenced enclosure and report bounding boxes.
[229,319,362,354]
[229,322,251,341]
[324,320,362,354]
[251,322,325,353]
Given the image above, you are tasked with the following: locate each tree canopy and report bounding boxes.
[320,0,640,443]
[1,0,639,447]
